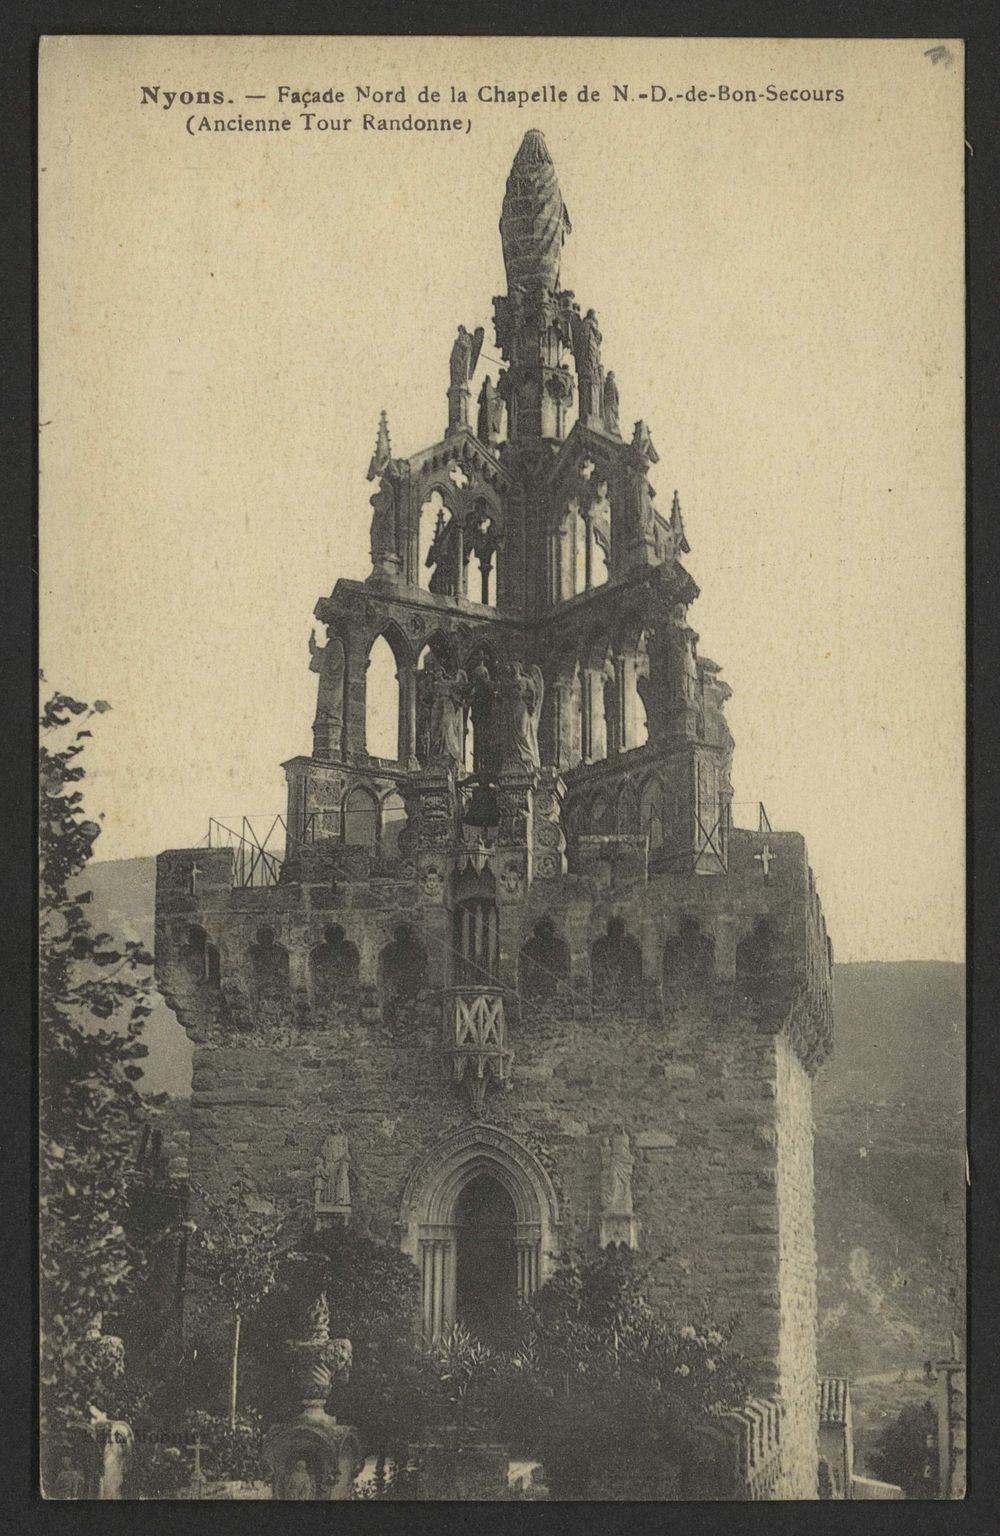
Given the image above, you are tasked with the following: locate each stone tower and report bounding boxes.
[156,130,833,1498]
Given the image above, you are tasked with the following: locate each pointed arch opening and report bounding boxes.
[518,918,570,1002]
[182,923,220,988]
[309,923,360,1007]
[663,918,715,1010]
[379,924,428,1029]
[591,917,642,1007]
[380,790,407,857]
[343,785,378,850]
[366,633,400,761]
[249,925,290,1021]
[399,1125,560,1340]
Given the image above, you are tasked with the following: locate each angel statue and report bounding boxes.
[504,660,543,770]
[430,665,469,769]
[450,324,485,388]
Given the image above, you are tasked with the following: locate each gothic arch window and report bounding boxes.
[415,635,454,768]
[591,481,612,589]
[590,793,610,833]
[380,924,428,1028]
[469,502,500,607]
[616,780,640,835]
[591,917,642,1007]
[309,923,360,1004]
[380,790,407,857]
[419,490,449,592]
[344,786,378,850]
[250,926,290,1014]
[571,502,587,596]
[518,918,570,1002]
[639,778,664,852]
[182,923,220,987]
[662,918,715,1008]
[421,489,467,597]
[592,529,610,588]
[365,634,400,761]
[736,917,777,1013]
[602,665,620,756]
[465,645,500,780]
[632,632,651,748]
[453,898,500,987]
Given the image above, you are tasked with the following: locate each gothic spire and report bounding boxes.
[366,409,392,482]
[500,129,572,293]
[671,489,690,555]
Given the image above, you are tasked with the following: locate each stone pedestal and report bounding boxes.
[261,1410,361,1501]
[260,1293,361,1501]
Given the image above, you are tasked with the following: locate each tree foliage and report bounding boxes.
[189,1180,284,1428]
[495,1246,748,1498]
[867,1398,938,1499]
[39,687,154,1432]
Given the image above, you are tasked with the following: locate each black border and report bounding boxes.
[5,4,997,1534]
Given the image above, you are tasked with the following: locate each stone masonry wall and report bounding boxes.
[159,829,827,1499]
[774,1034,819,1497]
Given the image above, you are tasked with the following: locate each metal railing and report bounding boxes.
[204,812,318,889]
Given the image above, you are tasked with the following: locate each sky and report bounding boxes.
[39,35,965,963]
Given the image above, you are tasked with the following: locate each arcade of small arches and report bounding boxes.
[175,906,779,1026]
[382,453,620,615]
[355,621,654,775]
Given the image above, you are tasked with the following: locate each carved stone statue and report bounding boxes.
[416,653,441,764]
[309,630,345,723]
[602,370,620,435]
[368,478,398,569]
[667,605,699,704]
[477,374,504,443]
[314,1133,351,1216]
[572,308,603,419]
[601,1130,635,1214]
[430,666,468,768]
[283,1458,317,1500]
[450,324,484,387]
[469,658,499,774]
[503,661,543,770]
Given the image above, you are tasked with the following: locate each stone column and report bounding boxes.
[400,665,418,767]
[447,383,470,434]
[420,1235,455,1340]
[515,1239,541,1300]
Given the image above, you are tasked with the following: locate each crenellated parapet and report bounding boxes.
[156,822,831,1076]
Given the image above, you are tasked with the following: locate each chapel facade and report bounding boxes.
[155,130,834,1497]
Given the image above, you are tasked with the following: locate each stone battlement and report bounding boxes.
[155,822,832,1074]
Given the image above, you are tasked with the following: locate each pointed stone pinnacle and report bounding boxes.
[366,409,393,481]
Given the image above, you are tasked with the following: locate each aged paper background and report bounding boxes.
[39,35,964,968]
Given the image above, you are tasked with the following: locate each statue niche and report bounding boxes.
[429,662,469,770]
[314,1132,352,1227]
[477,374,505,445]
[599,1129,638,1248]
[500,661,543,771]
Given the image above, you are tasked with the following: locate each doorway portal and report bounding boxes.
[400,1125,559,1341]
[455,1174,517,1345]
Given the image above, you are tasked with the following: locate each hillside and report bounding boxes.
[81,859,966,1399]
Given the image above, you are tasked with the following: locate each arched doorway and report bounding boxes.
[455,1174,517,1345]
[399,1126,559,1340]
